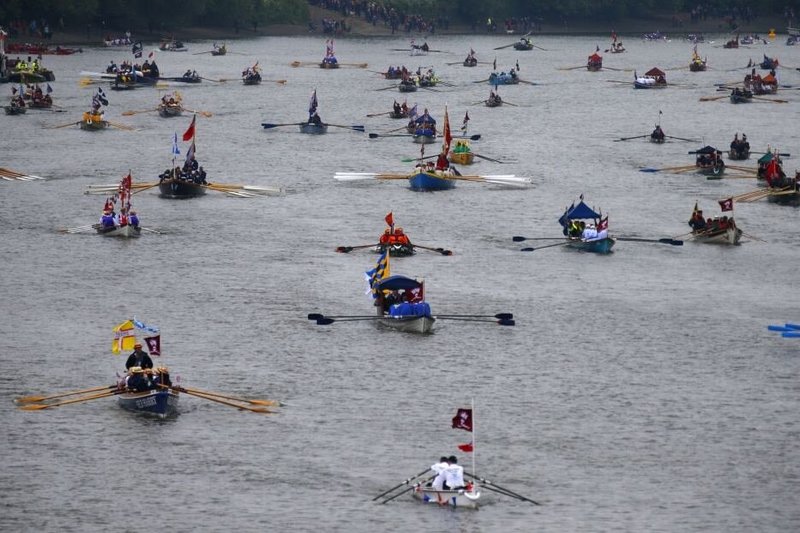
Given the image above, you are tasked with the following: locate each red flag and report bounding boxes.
[597,216,608,232]
[385,212,394,228]
[182,115,196,142]
[148,50,154,59]
[144,335,161,356]
[718,198,733,212]
[442,106,452,155]
[452,408,473,431]
[458,442,474,452]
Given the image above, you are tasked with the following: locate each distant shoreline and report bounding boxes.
[4,7,792,46]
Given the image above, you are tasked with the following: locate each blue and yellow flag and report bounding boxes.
[364,250,390,298]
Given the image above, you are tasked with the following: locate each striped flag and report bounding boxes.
[172,132,180,156]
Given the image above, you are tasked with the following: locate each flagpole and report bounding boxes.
[471,397,476,479]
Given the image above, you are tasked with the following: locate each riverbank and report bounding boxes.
[5,6,794,46]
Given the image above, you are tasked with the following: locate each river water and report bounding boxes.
[1,33,799,532]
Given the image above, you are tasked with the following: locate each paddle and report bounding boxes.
[107,121,135,131]
[752,96,788,104]
[473,153,510,164]
[315,317,382,325]
[368,133,411,139]
[373,469,431,501]
[520,241,570,252]
[16,385,116,404]
[178,385,281,407]
[436,313,513,320]
[413,244,453,256]
[327,124,366,132]
[366,111,391,117]
[616,237,683,246]
[45,121,81,129]
[308,313,379,320]
[512,236,566,242]
[639,165,697,173]
[184,108,213,118]
[261,122,304,129]
[440,317,515,326]
[335,243,379,253]
[162,385,274,413]
[464,472,540,505]
[614,135,648,142]
[382,474,437,503]
[18,389,121,410]
[665,135,700,143]
[122,108,158,116]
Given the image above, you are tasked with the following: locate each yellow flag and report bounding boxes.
[112,320,135,354]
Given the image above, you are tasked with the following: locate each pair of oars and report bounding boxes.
[513,235,683,249]
[0,167,45,181]
[123,108,213,117]
[16,386,124,410]
[335,243,453,255]
[464,472,540,505]
[159,384,279,413]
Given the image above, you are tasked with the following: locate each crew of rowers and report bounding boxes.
[386,65,408,79]
[688,209,737,233]
[565,219,609,241]
[696,149,723,168]
[10,56,43,73]
[106,59,160,79]
[20,84,53,107]
[159,156,208,185]
[487,90,502,105]
[609,41,625,52]
[182,69,200,80]
[464,49,477,64]
[99,203,139,229]
[392,100,409,116]
[429,456,467,492]
[379,226,411,247]
[161,92,181,108]
[743,68,778,94]
[730,133,750,155]
[400,67,437,87]
[242,65,261,81]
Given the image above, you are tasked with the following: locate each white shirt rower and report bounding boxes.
[443,456,465,489]
[431,457,449,490]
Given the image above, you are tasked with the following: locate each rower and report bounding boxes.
[126,343,153,370]
[431,457,449,490]
[442,456,465,490]
[309,112,323,126]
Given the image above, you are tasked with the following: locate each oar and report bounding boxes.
[614,135,648,142]
[699,94,728,101]
[16,385,116,404]
[335,243,379,253]
[639,165,697,173]
[520,241,570,252]
[178,385,281,407]
[122,108,158,116]
[413,244,453,256]
[315,317,384,325]
[59,224,96,234]
[308,313,379,320]
[512,236,566,242]
[558,65,585,71]
[263,79,288,85]
[665,135,700,143]
[436,313,513,320]
[439,317,515,326]
[373,469,431,501]
[366,111,391,117]
[368,133,412,139]
[261,122,304,129]
[327,124,366,132]
[473,153,511,164]
[184,108,213,117]
[382,475,437,503]
[464,472,540,505]
[18,389,121,410]
[400,155,438,163]
[752,96,788,104]
[107,121,135,131]
[45,121,80,129]
[162,385,274,413]
[616,237,683,246]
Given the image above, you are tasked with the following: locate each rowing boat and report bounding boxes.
[158,102,183,117]
[694,145,725,177]
[688,203,741,244]
[117,386,178,418]
[412,484,481,508]
[373,274,435,334]
[488,72,519,85]
[80,111,108,131]
[299,123,328,134]
[587,52,602,71]
[634,68,667,89]
[449,139,474,165]
[559,197,615,254]
[375,243,415,257]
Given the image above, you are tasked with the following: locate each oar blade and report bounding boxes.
[498,319,516,326]
[316,318,335,325]
[307,313,324,320]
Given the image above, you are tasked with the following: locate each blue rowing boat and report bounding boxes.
[117,388,179,418]
[559,197,615,254]
[488,72,519,85]
[408,170,457,191]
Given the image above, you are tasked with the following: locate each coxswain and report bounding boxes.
[129,210,140,228]
[309,112,323,126]
[393,100,401,115]
[125,343,153,370]
[435,151,450,171]
[442,456,465,490]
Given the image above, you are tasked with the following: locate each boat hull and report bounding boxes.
[80,118,108,131]
[408,171,457,191]
[413,133,436,144]
[158,105,183,117]
[158,178,207,199]
[378,315,435,334]
[4,105,26,115]
[449,152,474,165]
[488,74,519,85]
[375,243,415,257]
[412,485,481,508]
[299,123,328,134]
[566,236,616,254]
[398,83,417,93]
[697,163,725,177]
[692,227,742,245]
[320,62,340,69]
[117,389,179,418]
[95,224,141,238]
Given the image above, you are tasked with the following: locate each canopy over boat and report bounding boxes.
[696,145,722,155]
[645,67,665,77]
[559,200,601,225]
[758,151,777,164]
[375,275,423,292]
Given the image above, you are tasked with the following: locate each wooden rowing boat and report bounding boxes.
[299,123,328,134]
[158,103,183,117]
[412,484,481,508]
[694,146,725,177]
[559,197,615,254]
[117,387,178,418]
[407,169,456,191]
[375,243,415,257]
[374,275,435,334]
[80,112,108,131]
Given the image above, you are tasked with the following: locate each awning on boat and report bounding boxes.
[645,67,665,77]
[758,152,777,164]
[559,200,601,226]
[695,145,721,154]
[375,275,423,291]
[414,113,436,124]
[588,53,601,61]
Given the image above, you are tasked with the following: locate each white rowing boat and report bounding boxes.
[411,483,481,508]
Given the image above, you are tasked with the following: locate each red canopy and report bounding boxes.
[645,67,665,77]
[588,53,602,61]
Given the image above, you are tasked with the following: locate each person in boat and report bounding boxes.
[126,343,153,370]
[442,456,465,490]
[688,209,706,230]
[435,151,451,172]
[393,100,401,115]
[379,228,392,245]
[100,209,116,228]
[309,112,323,126]
[393,228,410,246]
[129,210,140,228]
[509,68,518,80]
[651,125,665,141]
[430,457,450,490]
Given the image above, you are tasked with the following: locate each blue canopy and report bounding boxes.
[695,145,720,154]
[375,275,422,291]
[414,113,436,124]
[559,200,601,226]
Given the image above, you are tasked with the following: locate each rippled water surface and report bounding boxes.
[1,33,799,532]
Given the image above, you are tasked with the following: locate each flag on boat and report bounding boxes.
[46,83,53,94]
[458,442,474,452]
[597,216,609,232]
[184,141,195,166]
[407,104,418,121]
[492,57,497,71]
[442,106,452,155]
[11,86,16,94]
[133,317,160,333]
[182,115,196,141]
[516,59,520,71]
[132,41,143,58]
[385,212,394,229]
[308,89,318,117]
[719,198,733,212]
[112,320,136,354]
[365,250,390,298]
[596,45,600,52]
[144,335,161,356]
[452,408,473,432]
[461,111,470,132]
[172,132,180,156]
[148,50,154,59]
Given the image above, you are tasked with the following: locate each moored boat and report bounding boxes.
[559,197,615,254]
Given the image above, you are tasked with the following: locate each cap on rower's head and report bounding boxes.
[134,343,142,349]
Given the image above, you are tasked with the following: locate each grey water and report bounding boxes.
[1,33,799,532]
